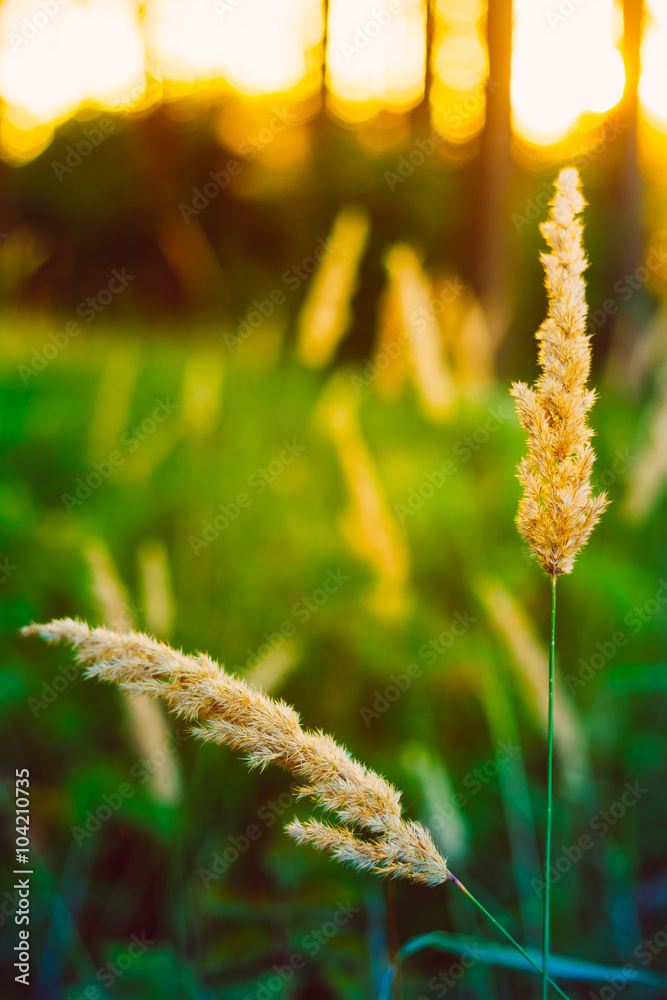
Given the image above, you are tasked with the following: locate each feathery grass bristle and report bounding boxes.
[23,618,451,887]
[510,167,609,577]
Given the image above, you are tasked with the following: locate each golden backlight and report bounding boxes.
[0,0,144,121]
[0,0,664,165]
[639,0,667,129]
[430,0,487,144]
[511,0,625,146]
[0,0,144,162]
[325,0,426,121]
[146,0,323,97]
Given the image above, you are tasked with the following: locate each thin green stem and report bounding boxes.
[543,574,557,1000]
[450,877,571,1000]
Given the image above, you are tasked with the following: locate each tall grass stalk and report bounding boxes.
[478,575,588,795]
[511,167,609,998]
[451,877,570,1000]
[543,575,556,999]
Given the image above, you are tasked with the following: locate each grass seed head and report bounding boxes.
[511,167,610,577]
[23,618,451,887]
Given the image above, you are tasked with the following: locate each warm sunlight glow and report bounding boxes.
[430,0,488,143]
[326,0,426,121]
[0,0,145,124]
[511,0,625,146]
[639,0,667,129]
[146,0,323,97]
[2,0,666,162]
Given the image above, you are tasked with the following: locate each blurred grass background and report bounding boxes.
[2,304,666,997]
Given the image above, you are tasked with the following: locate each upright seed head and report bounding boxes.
[511,167,609,577]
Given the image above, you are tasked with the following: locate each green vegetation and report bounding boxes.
[2,320,666,998]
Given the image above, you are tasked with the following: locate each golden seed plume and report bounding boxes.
[383,243,456,420]
[295,206,370,369]
[511,167,609,577]
[23,618,451,887]
[317,374,411,620]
